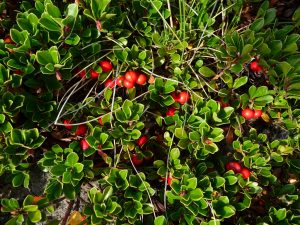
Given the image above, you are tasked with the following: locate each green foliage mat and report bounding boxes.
[0,0,300,224]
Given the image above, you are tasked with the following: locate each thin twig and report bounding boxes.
[60,200,75,225]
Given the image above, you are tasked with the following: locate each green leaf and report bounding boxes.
[154,215,167,225]
[264,8,277,25]
[91,0,111,18]
[50,164,67,176]
[170,148,180,160]
[275,208,286,221]
[250,18,265,32]
[28,210,42,223]
[62,171,72,183]
[12,173,24,187]
[189,188,203,201]
[241,44,253,56]
[233,76,248,89]
[23,205,38,212]
[199,66,216,77]
[175,128,188,139]
[46,3,62,18]
[102,186,113,202]
[65,152,79,166]
[73,163,84,173]
[279,62,292,76]
[65,33,80,45]
[40,13,62,31]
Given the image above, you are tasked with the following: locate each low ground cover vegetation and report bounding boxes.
[0,0,300,224]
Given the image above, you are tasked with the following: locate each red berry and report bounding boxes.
[116,76,125,87]
[137,135,148,147]
[125,71,138,83]
[104,78,115,89]
[75,68,86,78]
[98,117,103,125]
[240,168,251,179]
[136,74,147,85]
[166,107,176,117]
[177,91,190,104]
[225,162,242,173]
[253,109,262,119]
[217,99,230,108]
[171,92,180,102]
[76,124,88,136]
[4,35,12,44]
[99,60,113,73]
[131,154,143,166]
[162,176,173,186]
[123,79,135,89]
[250,61,262,72]
[80,139,89,151]
[242,109,254,120]
[14,70,22,75]
[90,69,99,79]
[256,66,263,72]
[63,120,72,130]
[32,196,43,204]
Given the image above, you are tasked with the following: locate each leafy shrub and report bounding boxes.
[0,0,300,224]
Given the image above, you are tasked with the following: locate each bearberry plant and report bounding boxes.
[0,0,300,224]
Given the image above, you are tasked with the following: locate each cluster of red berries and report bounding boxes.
[249,60,263,73]
[77,60,113,79]
[104,71,147,89]
[63,120,90,151]
[241,108,262,120]
[226,161,251,179]
[166,91,190,117]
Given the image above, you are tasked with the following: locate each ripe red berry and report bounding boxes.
[125,71,138,83]
[250,61,259,71]
[250,61,263,72]
[240,168,251,179]
[116,76,125,87]
[166,107,176,117]
[136,74,147,85]
[75,124,88,136]
[123,79,135,89]
[253,109,262,119]
[99,60,113,72]
[177,91,190,104]
[80,139,89,151]
[225,161,242,173]
[131,154,143,166]
[171,92,180,102]
[242,108,254,120]
[104,78,115,89]
[75,68,86,78]
[90,69,99,79]
[137,135,148,147]
[63,120,72,130]
[98,117,104,125]
[162,176,173,186]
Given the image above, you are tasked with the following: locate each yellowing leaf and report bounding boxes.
[261,112,270,123]
[68,211,83,225]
